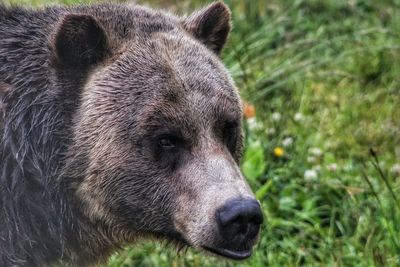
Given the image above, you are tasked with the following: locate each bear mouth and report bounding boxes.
[202,246,252,260]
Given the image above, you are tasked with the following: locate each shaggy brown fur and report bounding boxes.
[0,2,261,266]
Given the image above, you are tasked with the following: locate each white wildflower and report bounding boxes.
[282,137,293,147]
[304,169,318,181]
[309,147,323,157]
[327,163,338,172]
[307,156,317,163]
[391,164,400,175]
[294,112,304,122]
[265,127,276,135]
[272,112,282,121]
[247,117,262,131]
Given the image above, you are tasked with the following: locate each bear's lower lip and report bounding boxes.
[202,246,252,260]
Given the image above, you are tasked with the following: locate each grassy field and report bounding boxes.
[5,0,400,266]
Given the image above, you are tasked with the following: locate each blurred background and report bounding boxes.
[5,0,400,266]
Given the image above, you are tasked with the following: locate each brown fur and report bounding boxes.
[0,2,260,266]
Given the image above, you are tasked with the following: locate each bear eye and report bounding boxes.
[223,120,238,137]
[222,120,239,152]
[158,135,178,150]
[159,138,174,148]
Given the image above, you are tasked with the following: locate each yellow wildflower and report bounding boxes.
[273,147,284,157]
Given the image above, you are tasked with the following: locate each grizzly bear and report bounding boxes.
[0,1,263,266]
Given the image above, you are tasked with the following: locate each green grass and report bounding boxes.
[5,0,400,266]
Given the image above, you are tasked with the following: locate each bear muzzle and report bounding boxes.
[202,198,263,259]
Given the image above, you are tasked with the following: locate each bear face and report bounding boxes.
[58,2,263,260]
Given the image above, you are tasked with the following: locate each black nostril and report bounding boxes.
[218,199,263,226]
[217,199,263,243]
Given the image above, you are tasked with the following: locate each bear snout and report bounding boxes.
[201,198,263,259]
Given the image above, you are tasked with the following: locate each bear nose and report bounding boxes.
[217,199,263,244]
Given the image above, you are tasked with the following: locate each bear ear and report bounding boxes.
[182,1,231,54]
[54,14,110,67]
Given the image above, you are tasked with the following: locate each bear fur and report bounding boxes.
[0,1,259,266]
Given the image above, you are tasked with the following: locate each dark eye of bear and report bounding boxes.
[222,120,239,154]
[158,136,177,149]
[156,133,184,153]
[154,134,185,171]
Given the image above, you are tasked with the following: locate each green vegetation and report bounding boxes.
[6,0,400,266]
